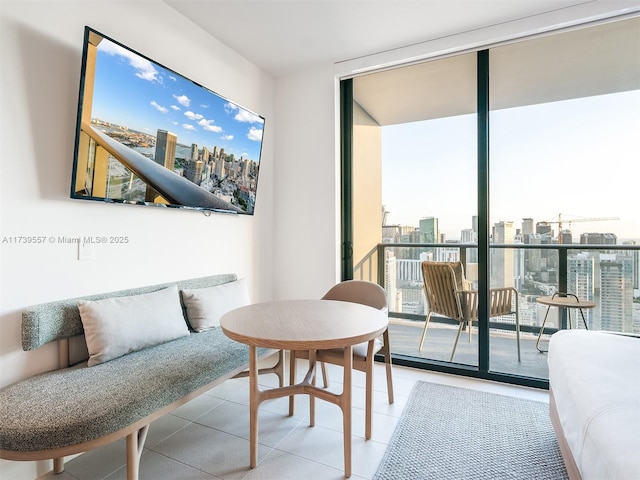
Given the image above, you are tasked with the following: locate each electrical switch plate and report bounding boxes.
[78,241,95,261]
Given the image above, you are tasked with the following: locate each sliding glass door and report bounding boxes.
[344,16,640,387]
[488,18,640,375]
[351,54,478,366]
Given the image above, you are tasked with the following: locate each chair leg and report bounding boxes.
[288,350,297,416]
[450,321,465,362]
[419,312,433,351]
[320,362,329,388]
[515,311,521,362]
[382,330,394,404]
[515,294,521,362]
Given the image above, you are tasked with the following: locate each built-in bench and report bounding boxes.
[0,274,283,480]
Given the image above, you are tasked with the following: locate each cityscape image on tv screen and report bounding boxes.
[71,27,265,215]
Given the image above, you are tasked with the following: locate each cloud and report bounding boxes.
[222,134,234,141]
[99,39,160,83]
[169,75,177,82]
[170,105,181,111]
[235,110,263,124]
[173,94,191,107]
[182,124,196,132]
[184,111,203,121]
[224,102,262,123]
[150,101,168,113]
[247,126,263,142]
[200,104,209,109]
[198,118,222,133]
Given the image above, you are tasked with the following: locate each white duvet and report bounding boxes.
[548,330,640,480]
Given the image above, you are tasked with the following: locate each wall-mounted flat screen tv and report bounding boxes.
[71,26,265,215]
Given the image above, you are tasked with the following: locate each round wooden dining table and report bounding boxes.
[220,299,388,478]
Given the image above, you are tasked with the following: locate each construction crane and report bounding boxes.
[541,213,619,244]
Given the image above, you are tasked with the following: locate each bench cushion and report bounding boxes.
[181,278,250,332]
[79,285,190,366]
[0,328,266,452]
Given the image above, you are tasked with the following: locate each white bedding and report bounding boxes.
[548,330,640,480]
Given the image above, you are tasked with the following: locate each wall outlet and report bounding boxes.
[78,241,95,261]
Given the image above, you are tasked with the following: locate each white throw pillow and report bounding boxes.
[78,285,189,366]
[180,278,250,332]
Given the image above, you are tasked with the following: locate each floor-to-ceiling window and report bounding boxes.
[344,16,640,387]
[488,18,640,376]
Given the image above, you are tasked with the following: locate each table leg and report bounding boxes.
[342,345,353,478]
[536,306,552,353]
[365,339,374,440]
[249,345,259,469]
[579,308,589,330]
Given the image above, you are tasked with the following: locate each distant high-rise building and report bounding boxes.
[560,230,573,245]
[522,218,534,237]
[491,221,515,288]
[436,246,460,263]
[461,228,476,244]
[185,160,203,186]
[536,222,553,240]
[147,129,178,202]
[462,224,478,263]
[384,250,400,312]
[215,154,226,179]
[581,233,617,245]
[190,143,199,161]
[397,259,423,283]
[419,217,438,243]
[622,240,639,289]
[419,217,439,260]
[599,254,633,332]
[568,253,596,328]
[153,129,177,170]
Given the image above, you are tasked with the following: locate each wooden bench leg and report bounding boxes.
[53,457,64,473]
[126,425,149,480]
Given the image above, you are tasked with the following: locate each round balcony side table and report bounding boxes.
[535,293,596,353]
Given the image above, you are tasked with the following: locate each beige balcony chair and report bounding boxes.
[420,261,521,362]
[289,280,394,440]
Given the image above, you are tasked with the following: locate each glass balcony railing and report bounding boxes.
[363,242,640,381]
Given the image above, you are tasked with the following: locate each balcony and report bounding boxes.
[362,242,640,384]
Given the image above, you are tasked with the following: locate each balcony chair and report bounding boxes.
[420,261,521,362]
[289,280,394,440]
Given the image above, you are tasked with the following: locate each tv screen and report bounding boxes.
[71,27,265,215]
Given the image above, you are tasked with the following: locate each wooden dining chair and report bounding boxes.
[289,280,394,440]
[420,261,521,362]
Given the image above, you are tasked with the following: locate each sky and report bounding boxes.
[89,35,265,163]
[382,90,640,242]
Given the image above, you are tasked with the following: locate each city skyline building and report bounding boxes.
[153,129,177,170]
[599,254,634,332]
[568,253,596,328]
[419,217,438,243]
[491,221,516,289]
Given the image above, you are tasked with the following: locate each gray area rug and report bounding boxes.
[374,381,568,480]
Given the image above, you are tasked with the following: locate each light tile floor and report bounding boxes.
[42,354,549,480]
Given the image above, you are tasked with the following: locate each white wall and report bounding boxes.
[0,2,273,474]
[272,66,342,300]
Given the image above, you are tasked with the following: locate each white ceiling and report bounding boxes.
[164,0,600,77]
